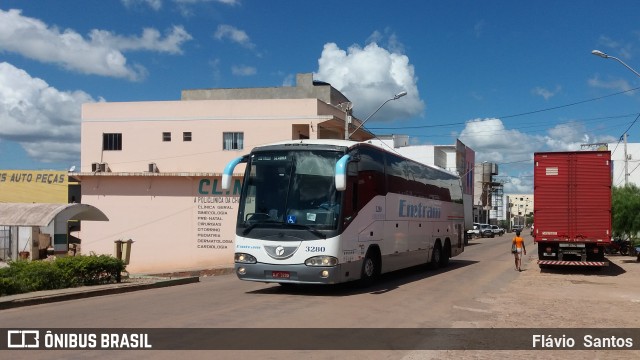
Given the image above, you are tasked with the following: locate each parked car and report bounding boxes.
[491,225,505,236]
[467,223,480,238]
[511,225,523,233]
[479,223,494,238]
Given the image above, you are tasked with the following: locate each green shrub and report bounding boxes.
[0,255,125,296]
[55,255,124,285]
[0,275,20,296]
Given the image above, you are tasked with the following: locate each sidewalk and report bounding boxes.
[0,267,235,310]
[0,276,199,310]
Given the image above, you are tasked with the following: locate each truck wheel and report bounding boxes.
[620,247,629,256]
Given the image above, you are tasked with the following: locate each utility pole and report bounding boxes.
[624,133,629,186]
[344,107,351,141]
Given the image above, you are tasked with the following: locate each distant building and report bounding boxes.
[609,142,640,188]
[508,194,534,229]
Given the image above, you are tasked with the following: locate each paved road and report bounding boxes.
[2,233,532,359]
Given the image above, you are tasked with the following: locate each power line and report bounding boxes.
[498,87,640,119]
[367,84,640,132]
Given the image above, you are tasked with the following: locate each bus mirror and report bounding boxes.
[222,155,247,190]
[335,154,351,191]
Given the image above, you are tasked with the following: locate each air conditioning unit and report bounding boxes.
[91,162,101,172]
[97,163,110,172]
[148,163,159,173]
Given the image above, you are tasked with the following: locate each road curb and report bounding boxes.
[0,276,200,310]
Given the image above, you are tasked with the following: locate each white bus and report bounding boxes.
[222,139,466,285]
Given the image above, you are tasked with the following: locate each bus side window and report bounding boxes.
[341,162,358,225]
[357,148,385,208]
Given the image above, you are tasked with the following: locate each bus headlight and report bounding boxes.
[305,256,338,267]
[235,253,257,264]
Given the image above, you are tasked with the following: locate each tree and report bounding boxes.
[611,184,640,240]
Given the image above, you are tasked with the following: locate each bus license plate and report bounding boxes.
[272,271,290,279]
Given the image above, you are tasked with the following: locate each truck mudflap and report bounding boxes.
[537,260,609,266]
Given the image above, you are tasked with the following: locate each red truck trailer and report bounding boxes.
[533,151,612,267]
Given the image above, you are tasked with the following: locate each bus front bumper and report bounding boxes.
[234,262,360,285]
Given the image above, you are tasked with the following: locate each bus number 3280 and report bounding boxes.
[306,246,325,253]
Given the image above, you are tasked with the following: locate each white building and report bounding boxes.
[507,194,533,228]
[609,142,640,188]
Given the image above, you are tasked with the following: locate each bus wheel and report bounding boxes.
[428,243,442,270]
[439,241,450,268]
[359,251,379,286]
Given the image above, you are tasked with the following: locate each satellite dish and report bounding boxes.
[69,165,76,172]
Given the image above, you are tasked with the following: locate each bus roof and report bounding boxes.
[251,139,460,179]
[261,139,360,148]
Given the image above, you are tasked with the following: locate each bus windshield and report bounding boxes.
[237,150,343,232]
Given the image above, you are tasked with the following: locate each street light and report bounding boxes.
[591,50,640,78]
[347,90,407,139]
[336,102,353,141]
[592,49,640,186]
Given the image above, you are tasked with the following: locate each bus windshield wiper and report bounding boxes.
[283,223,326,239]
[242,220,326,239]
[242,219,283,236]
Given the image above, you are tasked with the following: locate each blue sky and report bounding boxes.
[1,0,640,193]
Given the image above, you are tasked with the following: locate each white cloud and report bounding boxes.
[173,0,240,16]
[458,118,537,164]
[175,0,240,4]
[282,74,295,87]
[459,118,616,162]
[89,26,192,54]
[0,9,192,80]
[122,0,163,11]
[458,117,618,193]
[532,85,561,100]
[504,176,532,194]
[588,75,633,93]
[366,29,405,54]
[544,121,617,151]
[598,35,632,59]
[214,24,255,49]
[231,65,256,76]
[314,40,425,122]
[0,62,98,163]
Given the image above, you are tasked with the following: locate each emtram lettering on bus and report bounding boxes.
[398,200,441,219]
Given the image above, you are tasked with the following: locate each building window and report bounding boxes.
[163,132,171,142]
[223,132,244,150]
[183,132,192,142]
[103,133,122,151]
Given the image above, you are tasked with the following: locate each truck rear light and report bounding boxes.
[592,248,599,254]
[545,247,552,253]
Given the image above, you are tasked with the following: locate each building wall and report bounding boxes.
[80,175,243,273]
[81,99,338,173]
[508,194,534,227]
[609,142,640,188]
[79,97,353,273]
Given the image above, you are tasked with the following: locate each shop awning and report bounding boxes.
[0,203,109,227]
